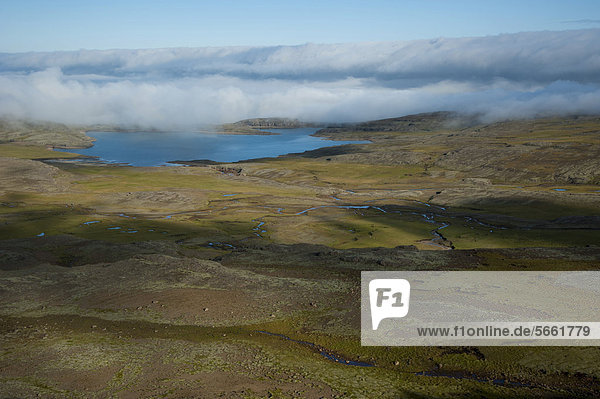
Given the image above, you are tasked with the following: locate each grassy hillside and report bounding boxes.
[0,113,599,397]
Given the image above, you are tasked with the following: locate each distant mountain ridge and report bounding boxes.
[317,112,479,134]
[218,118,315,135]
[229,118,314,129]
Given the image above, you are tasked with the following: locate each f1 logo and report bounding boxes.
[369,279,411,330]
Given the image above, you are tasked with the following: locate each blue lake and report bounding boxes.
[56,128,367,166]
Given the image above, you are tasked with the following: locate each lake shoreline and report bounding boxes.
[53,128,368,167]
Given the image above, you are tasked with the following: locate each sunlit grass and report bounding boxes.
[67,164,313,198]
[445,223,600,249]
[0,143,80,159]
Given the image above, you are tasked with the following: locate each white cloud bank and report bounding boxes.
[1,29,599,128]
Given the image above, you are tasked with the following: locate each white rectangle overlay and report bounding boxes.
[361,271,600,346]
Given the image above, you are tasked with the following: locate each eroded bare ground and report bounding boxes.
[1,114,600,397]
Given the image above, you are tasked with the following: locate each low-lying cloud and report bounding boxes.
[1,29,599,128]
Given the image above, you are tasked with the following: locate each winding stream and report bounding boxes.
[257,331,535,389]
[256,331,373,367]
[67,196,506,251]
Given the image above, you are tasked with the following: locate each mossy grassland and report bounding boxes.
[0,113,599,397]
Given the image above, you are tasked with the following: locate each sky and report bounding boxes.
[1,0,600,52]
[0,1,599,127]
